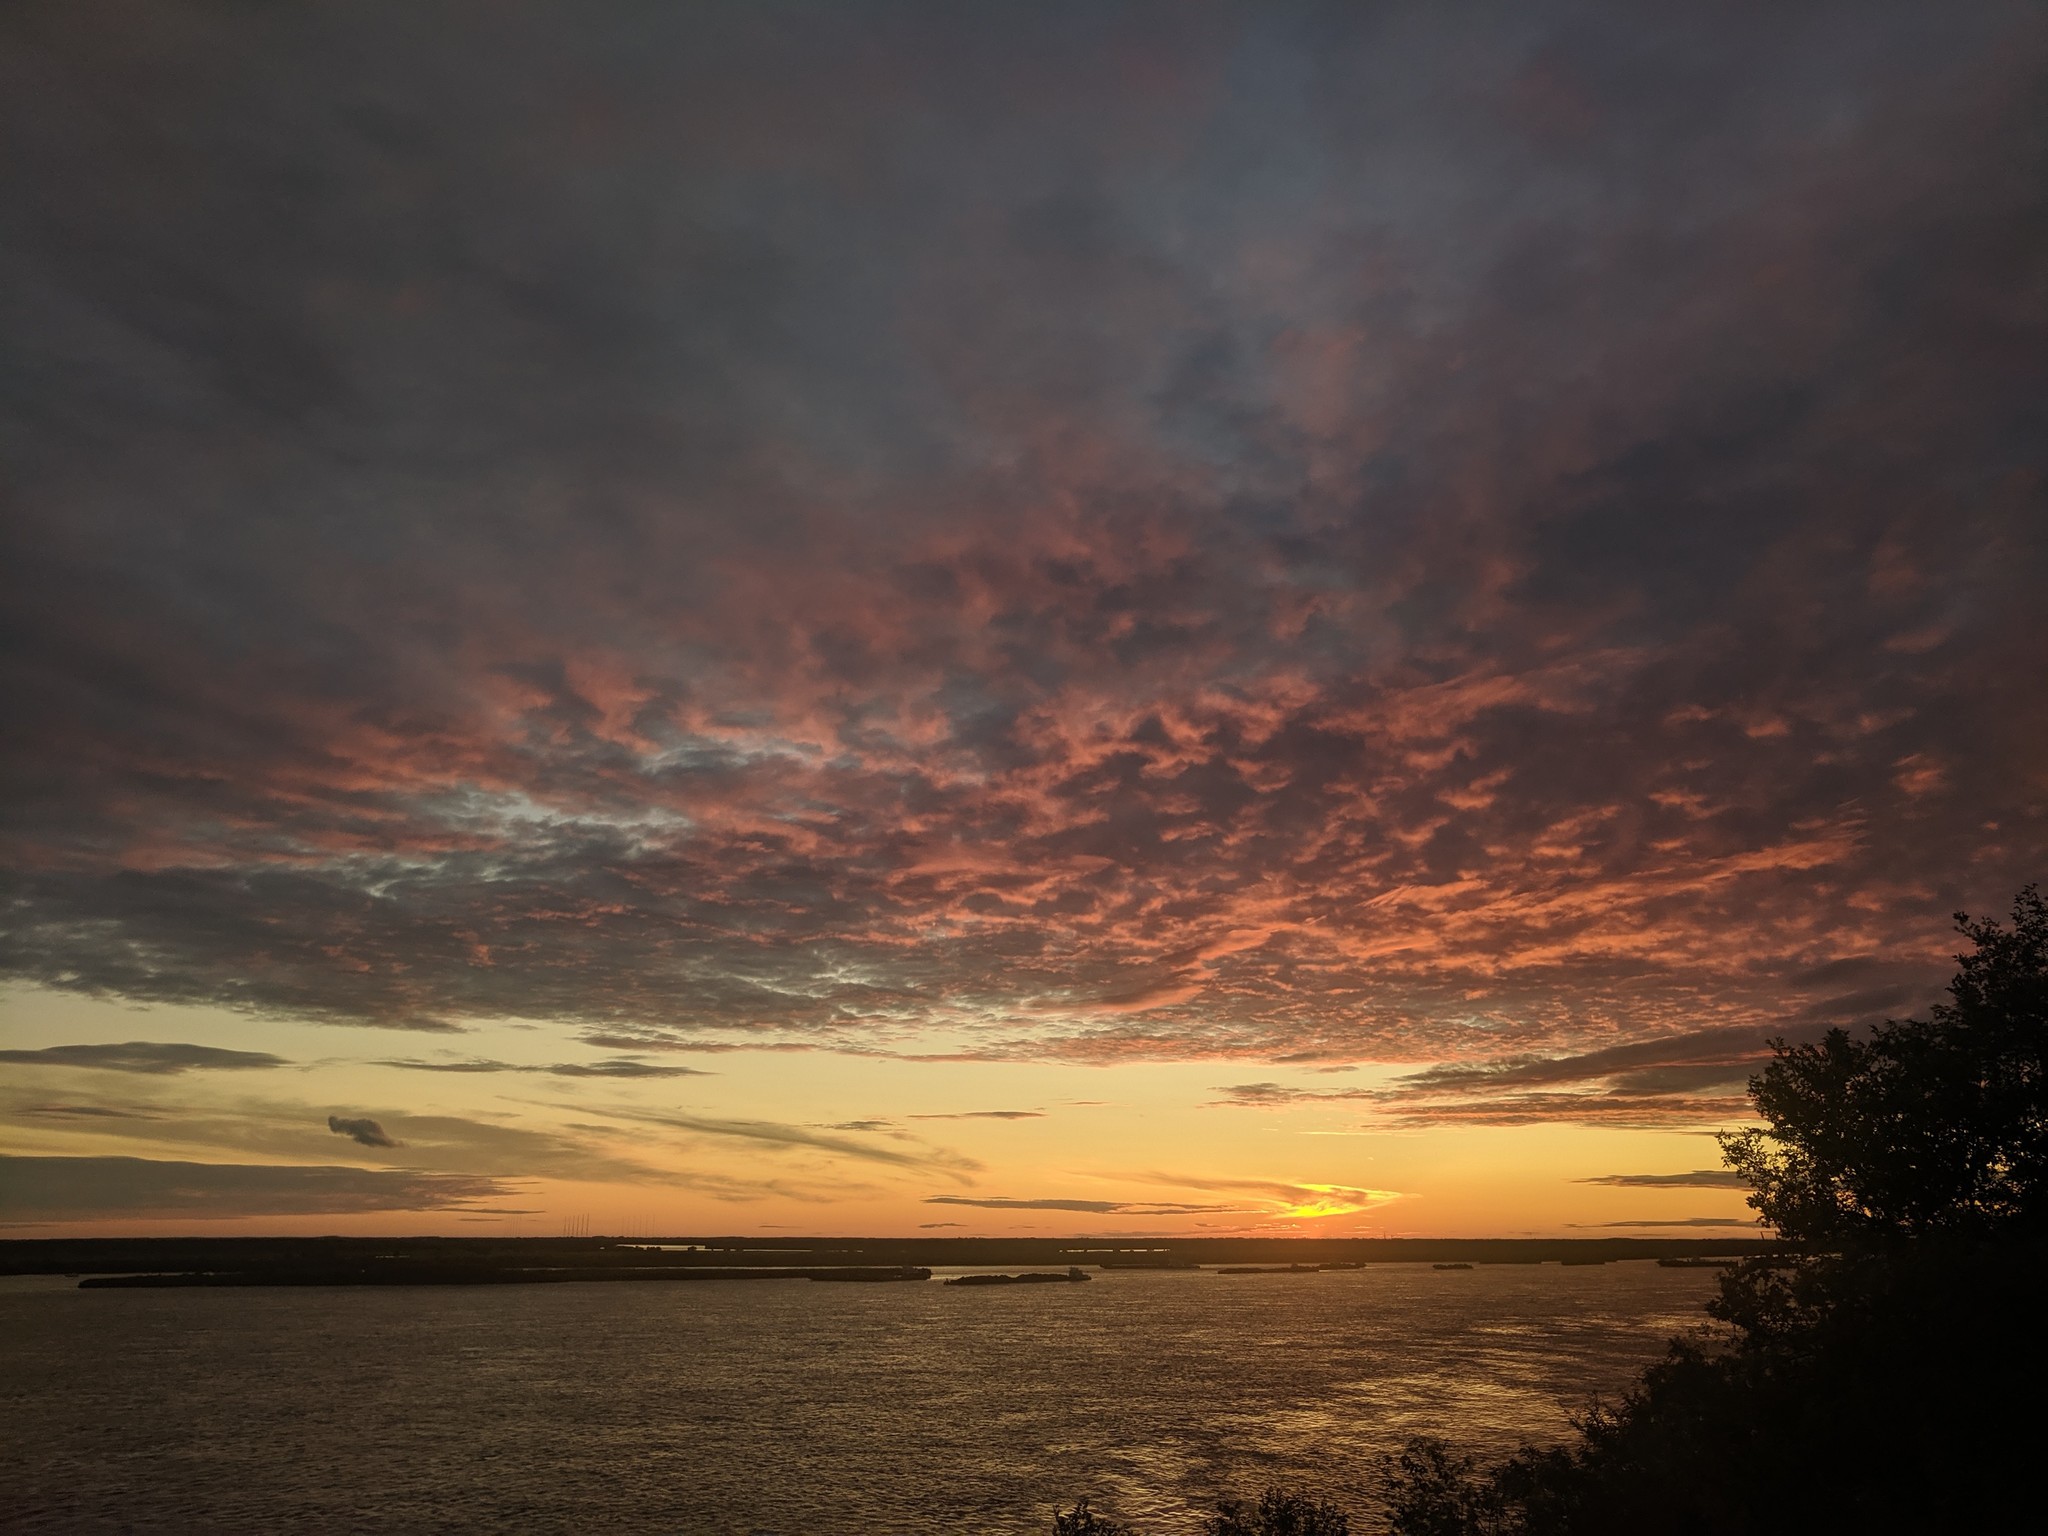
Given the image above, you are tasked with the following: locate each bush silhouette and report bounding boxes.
[1721,886,2047,1247]
[1380,885,2048,1533]
[1052,1499,1139,1535]
[1052,1486,1350,1535]
[1205,1487,1350,1535]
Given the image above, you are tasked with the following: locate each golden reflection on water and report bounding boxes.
[3,1263,1720,1534]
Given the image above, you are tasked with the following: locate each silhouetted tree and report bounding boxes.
[1205,1487,1350,1535]
[1376,1442,1508,1536]
[1719,885,2047,1247]
[1381,885,2048,1534]
[1053,1499,1139,1535]
[1053,1487,1352,1535]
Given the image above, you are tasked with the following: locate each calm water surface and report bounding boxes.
[1,1263,1720,1533]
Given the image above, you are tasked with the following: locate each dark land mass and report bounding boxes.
[942,1268,1091,1286]
[1,1235,1776,1289]
[77,1263,933,1289]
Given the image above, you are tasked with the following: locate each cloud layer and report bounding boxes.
[2,2,2042,1091]
[0,1155,524,1220]
[0,1042,287,1075]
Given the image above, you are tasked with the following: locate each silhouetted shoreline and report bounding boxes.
[78,1262,935,1289]
[3,1235,1777,1289]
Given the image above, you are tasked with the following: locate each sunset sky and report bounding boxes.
[3,1,2044,1238]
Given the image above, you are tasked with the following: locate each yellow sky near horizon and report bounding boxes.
[0,985,1759,1240]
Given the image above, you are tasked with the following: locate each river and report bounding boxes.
[1,1262,1722,1533]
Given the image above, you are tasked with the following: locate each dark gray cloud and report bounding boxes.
[906,1110,1044,1121]
[925,1195,1239,1215]
[1369,1025,1798,1127]
[19,1103,156,1120]
[1207,1024,1815,1126]
[1208,1082,1373,1109]
[1570,1217,1761,1229]
[0,1042,287,1075]
[326,1113,397,1148]
[0,1,2040,1074]
[573,1105,981,1181]
[1579,1170,1748,1189]
[376,1057,709,1079]
[1386,1026,1793,1099]
[0,1154,524,1220]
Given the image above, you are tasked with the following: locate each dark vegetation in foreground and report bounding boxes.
[1053,887,2047,1533]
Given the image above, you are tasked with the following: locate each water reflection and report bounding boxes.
[3,1263,1719,1534]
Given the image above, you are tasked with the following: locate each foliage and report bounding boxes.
[1376,1440,1509,1536]
[1378,885,2048,1533]
[1053,1500,1138,1535]
[1204,1486,1351,1535]
[1718,886,2047,1247]
[1054,1487,1349,1536]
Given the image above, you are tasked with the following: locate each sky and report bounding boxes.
[2,1,2044,1239]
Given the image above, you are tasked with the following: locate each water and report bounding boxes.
[1,1263,1720,1533]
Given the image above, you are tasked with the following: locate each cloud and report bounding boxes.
[2,1088,674,1190]
[1580,1170,1749,1189]
[1209,1026,1797,1128]
[924,1196,1241,1216]
[0,1155,525,1220]
[0,0,2039,1090]
[376,1057,710,1079]
[926,1172,1404,1221]
[1366,1026,1793,1128]
[1384,1027,1780,1098]
[1569,1217,1763,1229]
[0,1042,287,1075]
[571,1105,981,1182]
[18,1104,156,1120]
[906,1110,1044,1121]
[1207,1082,1373,1109]
[578,1035,803,1055]
[1130,1172,1405,1219]
[825,1120,897,1132]
[326,1114,398,1149]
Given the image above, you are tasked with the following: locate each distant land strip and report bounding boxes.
[4,1234,1782,1289]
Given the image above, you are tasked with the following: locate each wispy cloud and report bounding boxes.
[1366,1027,1789,1129]
[571,1105,981,1182]
[376,1057,710,1080]
[1207,1026,1797,1129]
[924,1196,1241,1216]
[326,1114,398,1149]
[1579,1171,1748,1189]
[0,1043,287,1075]
[1206,1082,1374,1109]
[1131,1172,1405,1220]
[1570,1217,1763,1229]
[0,1155,527,1220]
